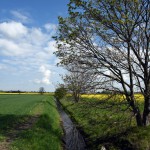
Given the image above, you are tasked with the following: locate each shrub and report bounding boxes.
[54,87,67,100]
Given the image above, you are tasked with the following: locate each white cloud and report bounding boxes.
[44,41,57,56]
[0,63,7,70]
[0,21,58,58]
[0,21,28,39]
[0,39,20,55]
[34,65,51,85]
[44,23,57,32]
[29,28,48,45]
[0,19,60,89]
[11,10,31,23]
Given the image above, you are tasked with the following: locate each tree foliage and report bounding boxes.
[54,0,150,126]
[54,85,67,100]
[39,87,45,95]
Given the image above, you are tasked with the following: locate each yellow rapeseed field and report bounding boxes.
[134,94,144,102]
[81,94,144,102]
[81,94,108,99]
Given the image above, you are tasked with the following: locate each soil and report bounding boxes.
[0,141,9,150]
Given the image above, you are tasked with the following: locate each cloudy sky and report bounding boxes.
[0,0,69,92]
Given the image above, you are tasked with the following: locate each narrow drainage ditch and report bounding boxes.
[56,99,86,150]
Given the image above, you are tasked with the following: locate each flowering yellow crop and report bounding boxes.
[81,94,144,102]
[134,94,144,102]
[81,94,108,99]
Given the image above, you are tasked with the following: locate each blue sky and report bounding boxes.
[0,0,69,92]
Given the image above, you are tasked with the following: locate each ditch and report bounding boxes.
[56,99,86,150]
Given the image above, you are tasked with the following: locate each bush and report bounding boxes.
[54,87,67,100]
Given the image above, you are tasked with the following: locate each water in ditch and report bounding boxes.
[56,99,86,150]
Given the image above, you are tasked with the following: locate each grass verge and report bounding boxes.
[0,94,62,150]
[60,95,150,150]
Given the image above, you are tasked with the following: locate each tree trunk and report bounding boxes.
[73,91,80,103]
[143,111,150,126]
[143,80,150,126]
[129,95,143,126]
[143,96,150,126]
[135,108,143,126]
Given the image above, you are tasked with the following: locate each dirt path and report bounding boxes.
[0,115,39,150]
[0,141,9,150]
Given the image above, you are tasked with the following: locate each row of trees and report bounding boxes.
[54,0,150,126]
[1,88,45,94]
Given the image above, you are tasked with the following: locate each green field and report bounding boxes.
[60,96,150,150]
[1,94,150,150]
[0,94,62,150]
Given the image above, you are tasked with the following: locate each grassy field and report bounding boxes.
[0,94,62,150]
[60,94,150,150]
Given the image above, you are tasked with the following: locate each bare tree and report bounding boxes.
[60,58,101,102]
[63,69,98,102]
[54,0,150,126]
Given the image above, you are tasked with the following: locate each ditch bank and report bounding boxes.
[55,99,136,150]
[56,99,86,150]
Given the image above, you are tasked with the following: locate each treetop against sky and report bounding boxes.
[0,0,69,92]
